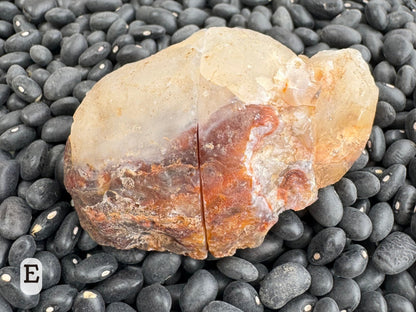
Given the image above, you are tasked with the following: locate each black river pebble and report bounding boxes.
[11,75,42,103]
[142,251,181,284]
[33,284,77,312]
[355,290,387,312]
[137,283,172,312]
[202,300,243,312]
[384,270,416,306]
[270,209,304,241]
[30,201,71,241]
[313,297,339,312]
[392,184,416,225]
[48,211,81,258]
[95,266,144,303]
[74,252,118,284]
[346,170,381,199]
[377,81,407,112]
[302,0,343,20]
[307,227,346,265]
[7,234,35,267]
[273,248,308,268]
[0,266,39,309]
[19,139,48,181]
[279,293,317,312]
[107,302,138,312]
[368,125,386,162]
[216,256,258,282]
[307,185,343,227]
[333,244,368,279]
[338,206,373,241]
[236,232,284,263]
[306,264,333,297]
[377,163,407,201]
[0,196,31,240]
[60,34,88,67]
[327,277,361,312]
[20,102,51,127]
[43,67,82,101]
[354,261,385,293]
[320,24,362,48]
[367,202,394,243]
[180,269,218,312]
[0,159,19,202]
[41,115,73,143]
[259,262,311,310]
[384,293,415,312]
[34,250,61,290]
[373,61,396,84]
[265,26,304,54]
[224,281,262,312]
[372,231,416,275]
[383,34,413,66]
[73,289,106,312]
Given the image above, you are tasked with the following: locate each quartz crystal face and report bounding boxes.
[64,27,378,259]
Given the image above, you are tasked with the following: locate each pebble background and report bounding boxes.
[0,0,415,311]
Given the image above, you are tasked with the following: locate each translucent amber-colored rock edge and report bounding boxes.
[64,27,378,259]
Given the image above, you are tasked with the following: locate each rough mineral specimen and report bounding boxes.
[64,27,378,259]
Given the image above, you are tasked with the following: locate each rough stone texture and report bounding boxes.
[64,27,378,259]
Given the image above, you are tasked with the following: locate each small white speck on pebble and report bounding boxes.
[98,46,104,52]
[172,12,178,17]
[47,211,57,220]
[70,199,74,207]
[83,290,97,299]
[99,63,105,70]
[304,304,312,312]
[142,30,151,36]
[15,20,21,26]
[101,270,110,277]
[31,224,42,235]
[72,258,78,264]
[10,127,19,133]
[1,274,11,282]
[18,86,24,93]
[395,201,400,211]
[313,252,321,260]
[386,83,394,88]
[413,122,416,131]
[382,175,390,182]
[21,31,29,37]
[361,250,368,259]
[73,226,79,236]
[112,46,119,53]
[255,296,260,305]
[46,306,54,312]
[375,169,383,174]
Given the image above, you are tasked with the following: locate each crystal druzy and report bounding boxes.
[64,27,378,259]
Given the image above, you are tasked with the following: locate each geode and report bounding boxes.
[64,27,378,259]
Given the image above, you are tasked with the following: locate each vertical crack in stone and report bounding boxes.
[196,125,209,253]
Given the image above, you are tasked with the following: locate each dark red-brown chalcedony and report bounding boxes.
[64,27,378,259]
